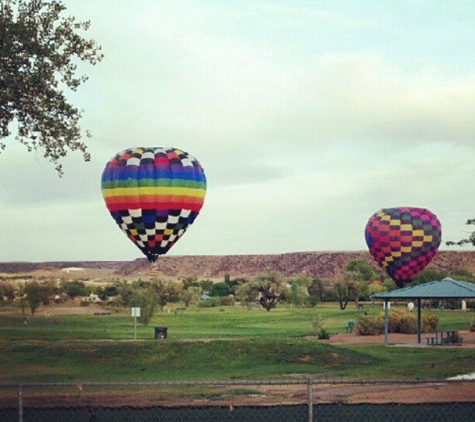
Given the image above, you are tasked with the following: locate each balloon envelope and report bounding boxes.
[101,147,206,262]
[365,207,441,287]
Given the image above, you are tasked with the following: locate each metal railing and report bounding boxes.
[0,379,473,421]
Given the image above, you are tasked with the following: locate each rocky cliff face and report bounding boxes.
[1,251,474,282]
[114,250,475,281]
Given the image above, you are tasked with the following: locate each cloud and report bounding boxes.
[1,1,474,261]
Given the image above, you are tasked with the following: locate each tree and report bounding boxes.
[0,282,15,303]
[181,276,199,290]
[307,277,329,305]
[345,259,376,282]
[333,280,360,310]
[199,279,213,294]
[287,276,310,307]
[117,282,134,307]
[61,280,89,298]
[130,288,156,326]
[446,218,475,247]
[411,270,447,286]
[210,282,230,297]
[235,272,288,311]
[0,0,103,174]
[95,285,119,301]
[344,259,375,303]
[181,286,200,307]
[24,281,44,314]
[150,280,180,311]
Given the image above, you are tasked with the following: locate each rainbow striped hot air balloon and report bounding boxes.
[365,207,441,287]
[101,147,206,263]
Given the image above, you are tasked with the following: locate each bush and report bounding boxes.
[317,328,330,339]
[389,311,416,334]
[218,296,235,306]
[422,314,439,332]
[312,314,330,339]
[79,300,90,307]
[355,315,383,336]
[355,311,439,335]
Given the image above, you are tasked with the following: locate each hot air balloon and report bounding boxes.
[365,207,441,287]
[101,147,206,265]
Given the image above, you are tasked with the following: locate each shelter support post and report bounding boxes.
[417,299,422,344]
[384,300,389,346]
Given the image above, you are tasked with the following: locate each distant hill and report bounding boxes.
[1,251,474,282]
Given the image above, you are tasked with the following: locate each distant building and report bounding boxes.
[62,267,85,273]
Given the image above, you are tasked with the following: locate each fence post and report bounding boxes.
[18,385,23,422]
[307,379,313,422]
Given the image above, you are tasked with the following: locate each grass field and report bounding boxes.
[0,303,473,383]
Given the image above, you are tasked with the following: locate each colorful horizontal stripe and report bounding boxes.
[102,186,206,199]
[101,178,206,190]
[104,197,205,212]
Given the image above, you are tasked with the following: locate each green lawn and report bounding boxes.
[0,303,473,383]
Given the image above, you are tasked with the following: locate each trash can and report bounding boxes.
[154,326,167,339]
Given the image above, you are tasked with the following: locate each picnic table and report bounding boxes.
[426,330,463,346]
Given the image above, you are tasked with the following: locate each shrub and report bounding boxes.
[79,300,90,307]
[389,311,416,334]
[355,311,439,335]
[218,296,235,306]
[422,314,439,332]
[355,315,383,336]
[317,328,330,339]
[312,314,330,339]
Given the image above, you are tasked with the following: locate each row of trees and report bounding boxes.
[1,259,474,320]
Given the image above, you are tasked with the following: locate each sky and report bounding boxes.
[1,0,474,262]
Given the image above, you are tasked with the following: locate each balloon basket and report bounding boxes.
[150,261,159,279]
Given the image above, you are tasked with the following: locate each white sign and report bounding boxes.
[131,307,141,317]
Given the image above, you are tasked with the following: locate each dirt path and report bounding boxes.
[322,330,475,348]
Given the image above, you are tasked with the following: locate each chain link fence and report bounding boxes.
[0,379,474,421]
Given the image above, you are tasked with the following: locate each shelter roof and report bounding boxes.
[370,278,475,300]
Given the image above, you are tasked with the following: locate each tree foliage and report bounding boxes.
[345,259,376,282]
[337,259,374,307]
[60,280,89,298]
[333,280,360,310]
[0,0,103,174]
[287,276,310,307]
[24,281,46,314]
[410,270,448,286]
[0,282,15,303]
[130,288,156,326]
[210,282,231,297]
[446,218,475,247]
[236,272,288,311]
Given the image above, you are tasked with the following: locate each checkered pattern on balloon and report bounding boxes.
[365,207,441,287]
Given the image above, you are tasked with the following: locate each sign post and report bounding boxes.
[131,307,141,340]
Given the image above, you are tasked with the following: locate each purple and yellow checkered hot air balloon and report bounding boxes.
[101,147,206,264]
[365,207,441,288]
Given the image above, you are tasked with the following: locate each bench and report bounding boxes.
[426,331,463,346]
[345,321,355,333]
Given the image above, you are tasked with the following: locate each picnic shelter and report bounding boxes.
[370,278,475,346]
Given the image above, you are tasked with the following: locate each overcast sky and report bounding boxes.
[1,0,474,262]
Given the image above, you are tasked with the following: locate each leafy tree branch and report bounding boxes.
[0,0,103,174]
